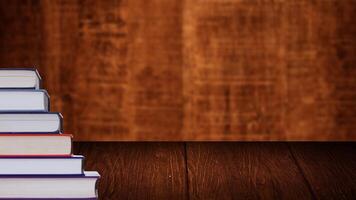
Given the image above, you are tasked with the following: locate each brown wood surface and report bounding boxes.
[74,142,188,200]
[289,143,356,199]
[186,143,313,200]
[74,142,356,199]
[1,0,356,140]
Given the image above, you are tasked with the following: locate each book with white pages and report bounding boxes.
[0,90,49,112]
[0,171,99,199]
[0,134,72,156]
[0,155,83,175]
[0,112,62,133]
[0,68,41,89]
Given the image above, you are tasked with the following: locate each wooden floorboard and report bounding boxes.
[186,143,313,200]
[73,142,356,199]
[289,143,356,200]
[74,142,187,200]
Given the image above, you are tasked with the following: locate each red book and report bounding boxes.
[0,134,72,157]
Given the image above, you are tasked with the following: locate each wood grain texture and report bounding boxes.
[186,143,313,199]
[0,0,356,140]
[127,0,184,139]
[74,142,187,199]
[182,0,286,140]
[290,143,356,199]
[73,142,356,199]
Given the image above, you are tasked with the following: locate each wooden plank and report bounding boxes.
[0,0,185,141]
[39,0,131,141]
[0,0,132,141]
[182,0,356,140]
[74,142,188,199]
[0,0,42,66]
[127,0,184,139]
[182,0,287,140]
[282,0,356,140]
[186,143,313,199]
[289,143,356,199]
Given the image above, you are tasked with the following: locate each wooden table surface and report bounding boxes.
[74,142,356,200]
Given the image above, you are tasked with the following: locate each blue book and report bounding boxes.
[0,68,41,89]
[0,89,49,112]
[0,171,100,199]
[0,112,62,133]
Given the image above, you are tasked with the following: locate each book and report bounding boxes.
[0,68,41,89]
[0,90,49,112]
[0,112,62,133]
[0,67,101,199]
[0,134,72,156]
[0,155,83,175]
[0,171,99,199]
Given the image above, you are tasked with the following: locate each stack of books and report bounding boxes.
[0,68,99,199]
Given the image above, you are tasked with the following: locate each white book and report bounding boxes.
[0,68,41,89]
[0,90,49,112]
[0,134,72,156]
[0,156,83,175]
[0,171,100,199]
[0,113,62,133]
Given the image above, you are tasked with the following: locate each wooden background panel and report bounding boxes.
[0,0,355,140]
[182,0,356,140]
[182,0,287,140]
[284,0,356,140]
[0,0,42,67]
[39,0,131,141]
[0,0,133,140]
[127,0,184,139]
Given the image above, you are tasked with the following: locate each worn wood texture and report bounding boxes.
[74,142,356,199]
[0,0,356,140]
[74,142,187,199]
[186,143,313,199]
[289,143,356,199]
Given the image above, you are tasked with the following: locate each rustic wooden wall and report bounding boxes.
[0,0,355,140]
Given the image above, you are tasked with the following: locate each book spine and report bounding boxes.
[42,89,50,112]
[59,113,63,133]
